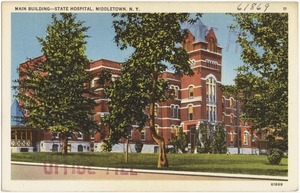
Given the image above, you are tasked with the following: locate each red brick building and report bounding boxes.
[12,27,263,154]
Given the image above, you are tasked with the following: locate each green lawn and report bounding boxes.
[11,152,288,176]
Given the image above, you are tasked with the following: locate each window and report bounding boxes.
[78,145,83,152]
[230,115,234,125]
[222,113,225,122]
[175,126,179,137]
[188,105,193,120]
[171,125,175,138]
[230,132,234,143]
[175,105,179,119]
[90,78,96,88]
[154,104,158,117]
[77,132,83,140]
[170,105,175,118]
[141,129,145,141]
[174,87,179,99]
[206,77,216,102]
[52,144,59,152]
[171,126,179,139]
[67,144,71,152]
[188,86,194,99]
[230,98,234,108]
[244,131,249,145]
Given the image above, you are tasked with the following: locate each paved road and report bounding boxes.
[11,164,262,181]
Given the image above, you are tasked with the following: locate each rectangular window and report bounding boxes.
[141,129,145,141]
[170,105,174,118]
[188,105,193,120]
[77,132,83,140]
[154,105,158,117]
[175,106,179,119]
[174,87,179,99]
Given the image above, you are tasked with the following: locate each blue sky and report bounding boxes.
[11,13,244,103]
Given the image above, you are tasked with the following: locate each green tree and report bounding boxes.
[14,13,97,154]
[105,13,198,168]
[211,123,227,154]
[231,13,288,150]
[169,127,188,153]
[197,123,212,153]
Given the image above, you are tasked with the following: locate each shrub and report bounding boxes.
[135,141,143,153]
[101,140,112,152]
[268,148,284,165]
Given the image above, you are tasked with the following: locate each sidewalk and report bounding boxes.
[11,161,288,181]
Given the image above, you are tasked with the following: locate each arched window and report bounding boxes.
[206,77,216,102]
[244,131,249,145]
[188,86,194,99]
[188,105,193,120]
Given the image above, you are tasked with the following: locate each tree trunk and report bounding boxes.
[125,137,129,163]
[150,102,169,168]
[61,133,68,155]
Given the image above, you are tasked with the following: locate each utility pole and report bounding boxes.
[237,100,240,154]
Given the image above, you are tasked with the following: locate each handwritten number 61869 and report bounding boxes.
[237,3,270,12]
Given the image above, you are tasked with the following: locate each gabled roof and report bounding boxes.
[11,99,26,126]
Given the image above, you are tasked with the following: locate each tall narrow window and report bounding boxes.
[188,105,193,120]
[244,131,249,145]
[222,113,225,122]
[230,132,234,143]
[174,87,179,99]
[171,125,175,139]
[206,77,216,103]
[141,129,145,141]
[175,126,179,137]
[154,104,158,117]
[188,86,194,99]
[170,105,175,118]
[175,105,179,119]
[230,98,234,108]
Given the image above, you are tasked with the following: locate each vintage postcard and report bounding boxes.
[1,1,298,192]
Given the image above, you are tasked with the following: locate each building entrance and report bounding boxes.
[188,125,196,153]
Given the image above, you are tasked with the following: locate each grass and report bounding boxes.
[11,152,288,176]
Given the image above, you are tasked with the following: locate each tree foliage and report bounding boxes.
[211,123,227,154]
[14,13,97,154]
[104,13,198,167]
[231,13,288,149]
[169,127,188,153]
